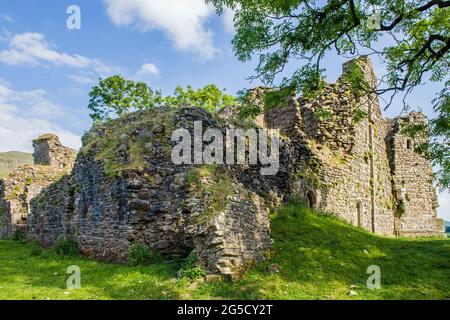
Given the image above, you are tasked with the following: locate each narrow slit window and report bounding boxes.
[407,139,412,150]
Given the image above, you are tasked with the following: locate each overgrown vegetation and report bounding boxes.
[235,89,265,120]
[396,199,406,217]
[0,205,5,219]
[54,235,79,257]
[353,108,369,124]
[0,201,448,299]
[128,243,163,266]
[235,86,299,120]
[342,61,371,98]
[81,109,175,178]
[88,78,236,121]
[12,229,26,243]
[314,106,333,121]
[207,0,449,190]
[177,252,206,280]
[29,240,43,257]
[187,165,235,224]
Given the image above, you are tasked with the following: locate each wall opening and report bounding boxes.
[306,190,316,209]
[406,139,412,150]
[356,201,362,228]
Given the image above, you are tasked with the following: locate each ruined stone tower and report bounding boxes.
[388,112,441,236]
[33,134,76,169]
[0,134,76,238]
[263,56,444,237]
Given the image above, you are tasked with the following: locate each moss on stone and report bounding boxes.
[34,133,59,141]
[82,108,176,178]
[294,163,321,191]
[5,185,22,201]
[340,61,370,98]
[313,106,333,121]
[188,165,235,224]
[396,199,406,217]
[352,108,368,124]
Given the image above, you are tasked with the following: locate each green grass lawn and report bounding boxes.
[0,202,449,300]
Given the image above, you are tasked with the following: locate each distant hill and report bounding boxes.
[0,151,33,179]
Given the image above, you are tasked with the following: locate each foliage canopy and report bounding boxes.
[207,0,449,189]
[88,77,236,121]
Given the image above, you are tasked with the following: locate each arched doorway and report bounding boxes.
[356,201,362,228]
[306,190,316,209]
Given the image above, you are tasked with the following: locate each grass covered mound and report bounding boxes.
[0,151,33,179]
[0,202,448,300]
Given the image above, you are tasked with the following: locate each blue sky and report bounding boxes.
[0,0,448,220]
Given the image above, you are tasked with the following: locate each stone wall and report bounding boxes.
[3,56,444,280]
[264,93,304,138]
[0,165,70,238]
[0,134,76,239]
[388,112,443,237]
[264,56,443,237]
[300,83,356,153]
[27,108,280,276]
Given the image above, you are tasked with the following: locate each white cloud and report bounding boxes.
[0,81,81,152]
[0,14,13,23]
[0,32,91,67]
[133,63,160,80]
[67,74,96,85]
[222,7,236,33]
[0,32,122,81]
[103,0,218,59]
[437,191,450,221]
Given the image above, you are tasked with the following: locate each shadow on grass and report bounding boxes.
[1,202,449,300]
[193,202,450,300]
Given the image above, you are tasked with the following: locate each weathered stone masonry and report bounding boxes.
[25,108,282,276]
[0,135,76,238]
[263,56,444,237]
[0,56,444,278]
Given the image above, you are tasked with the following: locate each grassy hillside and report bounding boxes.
[0,151,33,179]
[0,202,448,300]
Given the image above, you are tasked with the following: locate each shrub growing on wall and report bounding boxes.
[177,252,206,280]
[12,229,26,243]
[30,240,43,256]
[54,235,79,256]
[127,243,162,266]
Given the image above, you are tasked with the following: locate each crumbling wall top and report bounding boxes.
[342,55,378,89]
[32,133,77,170]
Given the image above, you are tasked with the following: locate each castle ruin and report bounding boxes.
[32,134,77,169]
[263,56,443,237]
[0,57,444,277]
[0,134,76,238]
